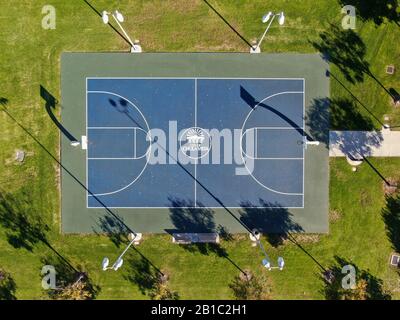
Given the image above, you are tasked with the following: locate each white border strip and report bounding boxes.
[85,77,306,209]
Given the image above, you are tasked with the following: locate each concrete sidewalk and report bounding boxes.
[329,127,400,157]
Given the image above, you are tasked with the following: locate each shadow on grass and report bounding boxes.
[123,255,179,300]
[311,24,369,85]
[0,269,17,300]
[0,97,8,106]
[0,188,50,252]
[330,97,375,130]
[201,0,253,49]
[329,71,388,129]
[240,200,329,272]
[123,255,158,296]
[82,0,133,50]
[41,85,78,143]
[40,255,100,299]
[321,256,391,300]
[239,200,303,247]
[167,197,247,274]
[338,0,400,26]
[312,25,398,99]
[0,97,163,277]
[382,194,400,253]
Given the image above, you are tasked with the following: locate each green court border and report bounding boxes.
[61,53,329,234]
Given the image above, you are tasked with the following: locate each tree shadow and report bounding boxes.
[0,188,50,251]
[382,194,400,253]
[329,130,383,159]
[329,70,391,129]
[0,187,98,288]
[0,97,8,106]
[168,197,216,233]
[217,225,234,242]
[95,213,129,248]
[123,254,158,296]
[239,200,304,247]
[305,97,330,147]
[0,99,163,277]
[312,26,397,99]
[41,85,78,143]
[167,197,247,274]
[123,255,179,300]
[337,0,400,26]
[321,256,391,300]
[311,24,369,85]
[0,269,17,300]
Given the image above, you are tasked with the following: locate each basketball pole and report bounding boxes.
[250,11,285,54]
[102,10,142,53]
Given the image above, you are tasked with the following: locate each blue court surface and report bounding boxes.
[86,78,305,209]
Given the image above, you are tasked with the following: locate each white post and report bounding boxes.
[111,13,142,52]
[251,14,276,53]
[111,13,134,47]
[111,236,136,268]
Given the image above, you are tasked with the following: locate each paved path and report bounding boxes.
[329,127,400,157]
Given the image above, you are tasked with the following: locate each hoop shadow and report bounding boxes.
[41,85,78,143]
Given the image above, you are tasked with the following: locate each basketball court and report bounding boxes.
[61,53,329,233]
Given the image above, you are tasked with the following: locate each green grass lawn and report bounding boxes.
[0,0,400,299]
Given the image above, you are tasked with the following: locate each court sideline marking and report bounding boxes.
[85,78,305,208]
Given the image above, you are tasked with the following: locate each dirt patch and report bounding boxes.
[383,178,399,195]
[329,209,342,223]
[284,233,321,244]
[239,270,253,282]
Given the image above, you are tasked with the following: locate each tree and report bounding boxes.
[340,279,368,300]
[229,272,271,300]
[149,281,179,300]
[53,280,93,300]
[0,268,17,300]
[148,273,179,300]
[322,256,391,300]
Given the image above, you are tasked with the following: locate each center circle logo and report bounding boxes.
[179,127,211,159]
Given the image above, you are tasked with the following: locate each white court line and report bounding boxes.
[248,126,304,130]
[87,126,142,129]
[194,78,197,126]
[86,78,88,208]
[194,78,197,208]
[134,128,136,158]
[85,79,305,204]
[87,205,305,209]
[241,127,305,160]
[240,91,305,196]
[255,127,257,159]
[252,158,304,160]
[86,90,151,197]
[87,77,305,80]
[302,79,306,207]
[88,157,145,160]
